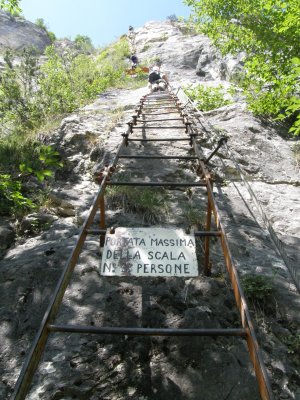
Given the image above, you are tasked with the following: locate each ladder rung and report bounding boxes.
[139,112,180,115]
[144,102,174,105]
[128,138,193,142]
[106,181,206,187]
[146,94,171,98]
[136,118,183,122]
[132,126,187,129]
[118,155,197,160]
[142,107,179,110]
[194,231,221,237]
[86,229,107,235]
[48,324,247,337]
[86,229,221,237]
[142,100,174,103]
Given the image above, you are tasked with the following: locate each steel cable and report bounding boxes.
[174,86,300,293]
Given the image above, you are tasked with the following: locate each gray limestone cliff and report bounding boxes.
[0,10,51,53]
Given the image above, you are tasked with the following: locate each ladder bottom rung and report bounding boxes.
[48,324,247,337]
[128,138,193,142]
[132,126,186,129]
[119,156,197,160]
[140,112,180,115]
[135,118,183,122]
[106,182,206,187]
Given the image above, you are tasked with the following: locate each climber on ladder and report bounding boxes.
[125,25,149,76]
[130,54,138,69]
[148,64,169,92]
[128,25,137,52]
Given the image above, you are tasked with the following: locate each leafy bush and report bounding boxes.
[277,58,300,136]
[282,333,300,356]
[39,46,112,113]
[0,137,40,174]
[47,31,56,43]
[39,46,80,114]
[35,18,56,43]
[0,0,21,13]
[0,36,133,216]
[97,37,130,70]
[0,140,62,215]
[0,174,35,216]
[241,275,273,304]
[183,84,232,111]
[167,14,178,22]
[35,18,47,30]
[0,38,131,138]
[185,0,300,135]
[0,49,43,135]
[74,34,94,53]
[19,145,63,182]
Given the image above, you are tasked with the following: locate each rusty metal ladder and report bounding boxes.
[11,88,274,400]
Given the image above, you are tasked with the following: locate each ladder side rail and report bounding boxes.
[11,137,127,400]
[193,138,274,400]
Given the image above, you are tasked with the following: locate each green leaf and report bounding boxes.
[35,171,45,182]
[291,57,300,65]
[42,169,53,177]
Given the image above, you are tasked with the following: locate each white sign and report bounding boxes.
[100,227,198,277]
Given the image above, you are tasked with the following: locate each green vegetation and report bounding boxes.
[241,274,273,304]
[0,37,131,136]
[185,0,300,135]
[167,14,178,22]
[176,17,198,36]
[0,36,145,217]
[19,145,63,182]
[0,0,21,13]
[106,183,169,224]
[74,34,94,53]
[141,44,151,52]
[0,142,63,216]
[146,56,162,67]
[0,174,35,216]
[183,84,233,111]
[35,18,56,43]
[183,203,205,228]
[283,333,300,356]
[0,48,42,134]
[167,14,197,35]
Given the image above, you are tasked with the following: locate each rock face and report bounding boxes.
[0,10,51,52]
[134,21,243,82]
[0,219,15,256]
[0,19,299,400]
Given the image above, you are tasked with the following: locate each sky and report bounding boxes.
[20,0,192,48]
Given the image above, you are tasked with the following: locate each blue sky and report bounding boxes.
[21,0,192,48]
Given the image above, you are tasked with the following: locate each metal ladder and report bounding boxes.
[12,88,274,400]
